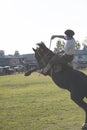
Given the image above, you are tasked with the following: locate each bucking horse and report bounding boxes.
[25,41,87,129]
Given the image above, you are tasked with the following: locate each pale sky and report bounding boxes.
[0,0,87,55]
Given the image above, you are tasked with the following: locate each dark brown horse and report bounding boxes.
[25,42,87,129]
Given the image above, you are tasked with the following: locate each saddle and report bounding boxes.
[53,62,73,73]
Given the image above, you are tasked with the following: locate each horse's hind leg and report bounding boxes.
[71,94,87,129]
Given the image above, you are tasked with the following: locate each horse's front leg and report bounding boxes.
[24,67,37,76]
[71,94,87,129]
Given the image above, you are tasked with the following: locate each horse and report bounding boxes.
[25,41,87,129]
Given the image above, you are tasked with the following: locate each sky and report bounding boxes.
[0,0,87,55]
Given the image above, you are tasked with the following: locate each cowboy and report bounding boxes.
[43,29,76,74]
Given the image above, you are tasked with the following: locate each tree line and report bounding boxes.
[54,37,87,52]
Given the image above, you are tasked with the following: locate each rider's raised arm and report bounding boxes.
[51,35,65,40]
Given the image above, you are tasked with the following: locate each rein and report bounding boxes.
[49,39,52,49]
[36,49,46,67]
[36,49,53,67]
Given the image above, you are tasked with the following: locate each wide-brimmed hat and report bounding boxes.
[64,29,75,36]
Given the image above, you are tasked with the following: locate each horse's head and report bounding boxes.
[32,41,54,69]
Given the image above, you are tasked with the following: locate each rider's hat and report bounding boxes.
[64,29,75,37]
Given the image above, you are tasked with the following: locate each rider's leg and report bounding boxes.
[43,54,73,74]
[43,54,60,74]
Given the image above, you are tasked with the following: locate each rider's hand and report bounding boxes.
[51,35,56,40]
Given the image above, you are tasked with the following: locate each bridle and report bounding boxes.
[35,49,51,68]
[35,43,54,69]
[36,49,46,67]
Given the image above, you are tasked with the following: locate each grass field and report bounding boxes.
[0,70,87,130]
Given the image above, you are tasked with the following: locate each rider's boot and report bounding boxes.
[42,63,51,74]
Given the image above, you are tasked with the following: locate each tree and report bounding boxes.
[82,37,87,50]
[56,39,65,51]
[83,37,87,44]
[56,39,81,51]
[75,40,81,50]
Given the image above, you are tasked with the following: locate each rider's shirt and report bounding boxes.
[64,37,75,55]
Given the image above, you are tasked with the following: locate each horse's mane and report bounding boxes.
[33,41,73,75]
[33,42,54,68]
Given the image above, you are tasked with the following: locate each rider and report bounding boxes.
[42,29,76,74]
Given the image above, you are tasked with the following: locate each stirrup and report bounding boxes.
[68,61,73,67]
[43,64,51,74]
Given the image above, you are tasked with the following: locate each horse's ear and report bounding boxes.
[37,41,45,47]
[32,48,36,52]
[37,43,41,47]
[41,41,44,44]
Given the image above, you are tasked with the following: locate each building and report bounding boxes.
[0,49,87,70]
[73,50,87,69]
[0,53,37,67]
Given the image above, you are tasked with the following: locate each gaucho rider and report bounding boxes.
[42,29,76,74]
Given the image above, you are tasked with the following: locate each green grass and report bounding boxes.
[0,71,87,130]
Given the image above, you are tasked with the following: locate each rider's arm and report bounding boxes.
[51,35,65,40]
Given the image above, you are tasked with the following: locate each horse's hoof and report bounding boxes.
[24,71,31,76]
[82,123,87,130]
